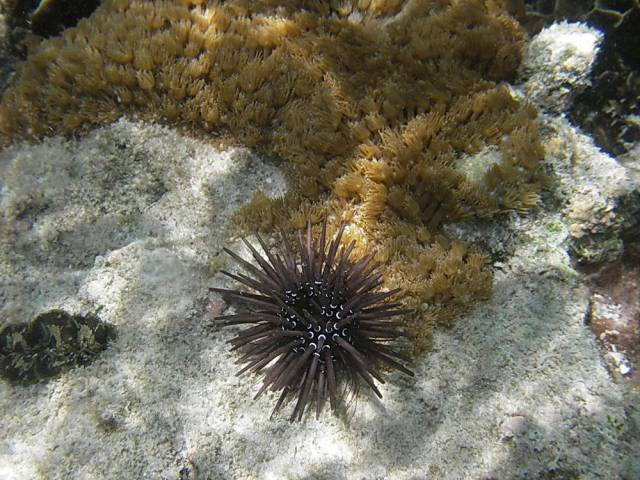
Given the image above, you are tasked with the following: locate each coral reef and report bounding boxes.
[1,13,639,474]
[0,0,546,351]
[1,116,638,480]
[505,0,640,155]
[0,309,116,384]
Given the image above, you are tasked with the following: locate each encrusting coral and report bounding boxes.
[0,0,545,353]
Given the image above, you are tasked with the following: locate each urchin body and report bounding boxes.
[211,220,413,421]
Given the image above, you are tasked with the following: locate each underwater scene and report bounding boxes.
[0,0,638,478]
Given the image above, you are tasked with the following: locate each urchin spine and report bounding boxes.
[211,220,413,421]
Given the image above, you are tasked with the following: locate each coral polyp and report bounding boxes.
[211,220,413,421]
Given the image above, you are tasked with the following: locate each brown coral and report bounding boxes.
[0,0,544,353]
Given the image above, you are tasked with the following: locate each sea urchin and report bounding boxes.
[211,220,414,421]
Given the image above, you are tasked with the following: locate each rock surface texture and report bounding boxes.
[0,12,639,480]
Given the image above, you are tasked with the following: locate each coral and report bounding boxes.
[212,220,413,421]
[0,309,116,384]
[0,0,544,352]
[506,0,640,155]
